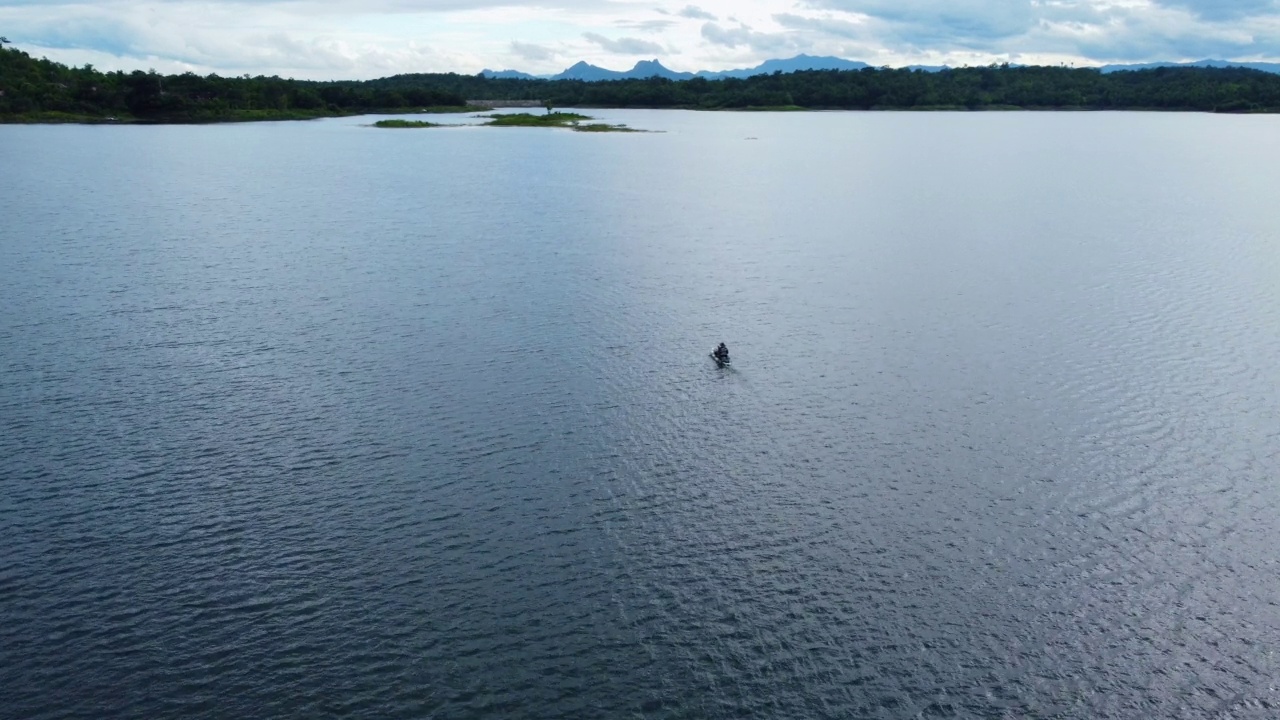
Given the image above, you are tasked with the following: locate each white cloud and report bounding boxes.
[783,0,1280,65]
[582,31,666,54]
[509,40,558,62]
[700,21,796,52]
[615,18,677,32]
[1153,0,1279,21]
[678,5,718,21]
[773,12,868,41]
[799,0,1037,46]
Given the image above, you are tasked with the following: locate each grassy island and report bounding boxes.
[370,113,646,132]
[572,123,642,132]
[484,112,641,132]
[373,119,442,128]
[485,112,590,127]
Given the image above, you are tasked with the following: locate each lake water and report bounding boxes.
[2,110,1279,718]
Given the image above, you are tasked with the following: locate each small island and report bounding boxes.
[373,119,442,128]
[370,112,646,132]
[484,112,641,132]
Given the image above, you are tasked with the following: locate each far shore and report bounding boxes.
[3,103,1276,126]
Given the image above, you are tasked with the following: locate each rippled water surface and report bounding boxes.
[3,110,1280,718]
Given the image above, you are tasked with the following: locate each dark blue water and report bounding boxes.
[3,110,1279,718]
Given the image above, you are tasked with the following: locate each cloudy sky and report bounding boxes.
[2,0,1278,79]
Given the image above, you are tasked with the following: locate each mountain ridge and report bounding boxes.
[1100,59,1280,74]
[481,55,1280,81]
[481,55,872,81]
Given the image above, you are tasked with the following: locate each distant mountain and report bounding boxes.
[541,55,878,82]
[696,54,869,79]
[1100,59,1280,75]
[550,61,604,81]
[480,69,540,80]
[628,59,695,81]
[550,59,693,81]
[482,56,1280,84]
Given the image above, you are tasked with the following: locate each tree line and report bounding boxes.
[4,41,1279,122]
[370,64,1280,113]
[0,45,467,121]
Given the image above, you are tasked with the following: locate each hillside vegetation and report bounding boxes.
[383,63,1280,113]
[0,44,466,122]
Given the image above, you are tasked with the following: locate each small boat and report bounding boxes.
[710,351,731,366]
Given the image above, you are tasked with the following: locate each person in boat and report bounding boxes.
[714,342,729,360]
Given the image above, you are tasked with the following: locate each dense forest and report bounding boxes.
[365,64,1280,113]
[0,43,468,122]
[3,40,1279,122]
